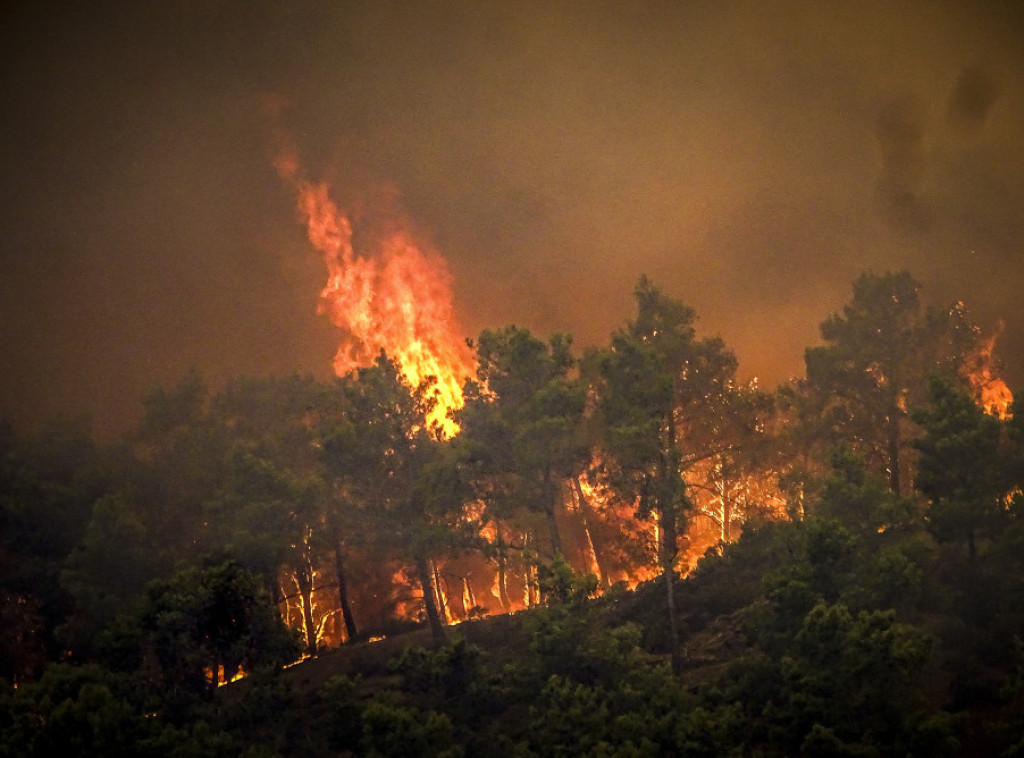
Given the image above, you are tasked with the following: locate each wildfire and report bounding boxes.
[261,116,808,649]
[574,473,660,589]
[215,666,247,687]
[274,148,472,436]
[963,323,1014,419]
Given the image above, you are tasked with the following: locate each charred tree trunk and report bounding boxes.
[333,543,358,643]
[416,555,446,641]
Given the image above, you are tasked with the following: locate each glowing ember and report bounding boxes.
[274,149,472,436]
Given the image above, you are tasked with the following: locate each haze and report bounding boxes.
[2,1,1022,438]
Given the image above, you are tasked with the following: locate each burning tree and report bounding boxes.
[274,141,473,438]
[588,276,761,673]
[796,270,1010,499]
[457,326,590,603]
[322,354,477,640]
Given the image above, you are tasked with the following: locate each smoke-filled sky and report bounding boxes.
[3,1,1023,438]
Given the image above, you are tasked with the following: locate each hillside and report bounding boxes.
[212,509,1024,757]
[3,271,1022,755]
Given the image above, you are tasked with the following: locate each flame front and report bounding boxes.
[277,151,472,436]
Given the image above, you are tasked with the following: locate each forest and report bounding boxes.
[2,270,1023,756]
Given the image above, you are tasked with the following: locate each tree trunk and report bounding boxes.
[432,559,453,624]
[523,531,539,607]
[573,475,610,588]
[416,555,446,640]
[886,407,902,495]
[660,424,683,675]
[269,571,284,610]
[462,577,477,617]
[293,566,318,657]
[333,543,358,643]
[494,525,512,612]
[543,467,562,557]
[660,505,682,675]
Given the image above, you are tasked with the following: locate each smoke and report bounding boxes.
[875,93,929,232]
[2,1,1024,437]
[946,64,1000,140]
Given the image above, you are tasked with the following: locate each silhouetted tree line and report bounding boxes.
[3,270,1023,755]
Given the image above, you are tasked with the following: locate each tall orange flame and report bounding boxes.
[275,149,472,436]
[963,322,1014,420]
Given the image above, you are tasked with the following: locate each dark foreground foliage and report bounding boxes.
[5,485,1024,758]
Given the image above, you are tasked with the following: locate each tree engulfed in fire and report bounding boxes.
[274,150,472,437]
[963,322,1014,420]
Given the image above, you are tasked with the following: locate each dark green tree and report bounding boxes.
[0,663,162,756]
[817,445,916,536]
[0,417,109,682]
[210,447,329,656]
[58,492,161,660]
[136,373,353,656]
[779,603,936,754]
[458,326,589,604]
[323,353,474,640]
[208,377,338,654]
[802,271,979,495]
[912,376,1009,566]
[138,559,298,700]
[130,370,231,567]
[589,276,741,673]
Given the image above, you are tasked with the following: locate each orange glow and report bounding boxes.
[575,473,660,589]
[263,130,797,637]
[685,457,789,564]
[391,566,414,621]
[275,148,473,436]
[215,665,247,687]
[963,324,1014,419]
[279,566,341,651]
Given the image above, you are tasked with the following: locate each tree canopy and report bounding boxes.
[1,270,1021,756]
